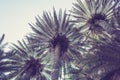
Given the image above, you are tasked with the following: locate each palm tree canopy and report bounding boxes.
[28,8,89,61]
[71,0,119,40]
[4,38,52,80]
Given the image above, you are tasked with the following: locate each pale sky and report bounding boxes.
[0,0,74,43]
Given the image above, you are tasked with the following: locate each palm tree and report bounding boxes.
[70,0,118,40]
[97,5,120,80]
[83,10,120,79]
[69,1,120,79]
[28,8,89,80]
[4,38,52,80]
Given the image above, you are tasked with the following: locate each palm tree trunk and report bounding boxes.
[51,45,61,80]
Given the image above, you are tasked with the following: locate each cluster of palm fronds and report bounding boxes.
[1,0,120,80]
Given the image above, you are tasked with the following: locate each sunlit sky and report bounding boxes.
[0,0,74,43]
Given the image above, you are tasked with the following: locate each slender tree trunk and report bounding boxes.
[51,45,61,80]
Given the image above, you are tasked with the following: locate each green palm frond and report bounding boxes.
[0,34,4,45]
[0,34,6,49]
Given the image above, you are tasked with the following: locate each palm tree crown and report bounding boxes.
[71,0,118,40]
[5,38,52,80]
[28,8,87,61]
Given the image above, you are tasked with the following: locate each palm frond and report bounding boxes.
[0,34,5,45]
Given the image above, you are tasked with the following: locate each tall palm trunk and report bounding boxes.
[51,45,61,80]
